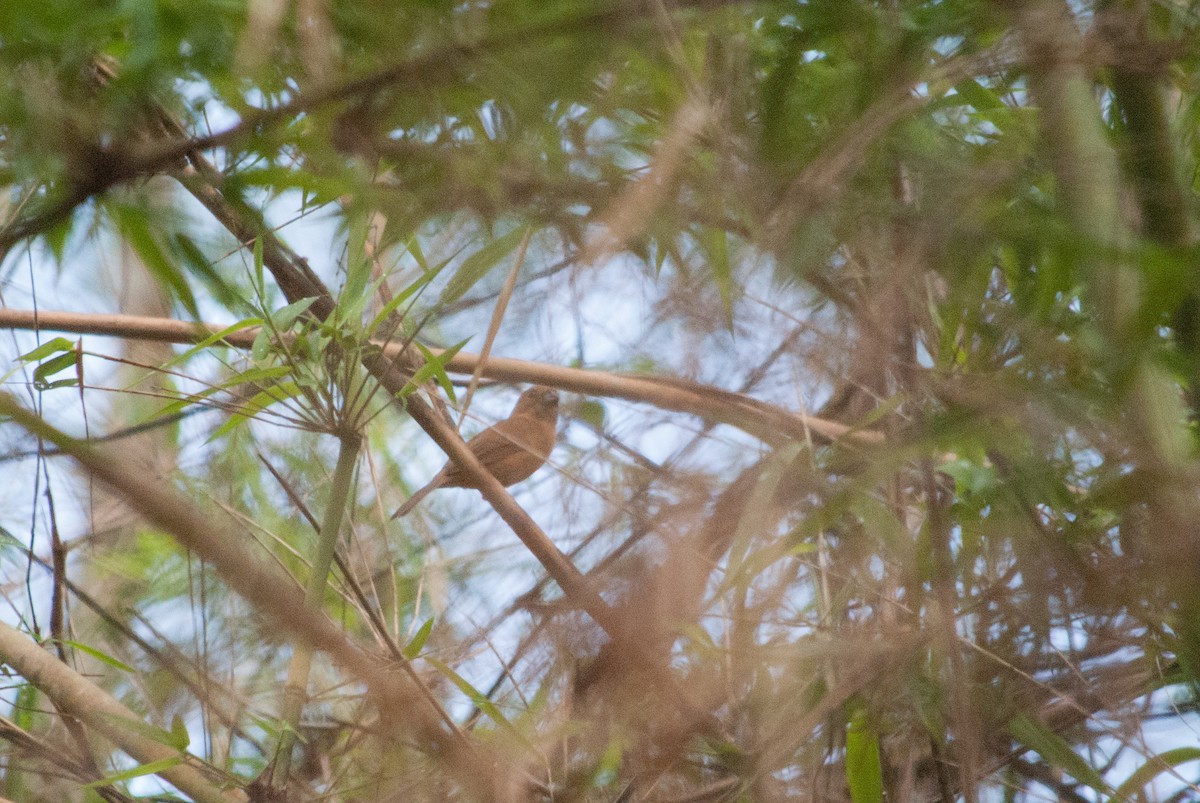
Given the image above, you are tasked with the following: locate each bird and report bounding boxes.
[391,386,560,518]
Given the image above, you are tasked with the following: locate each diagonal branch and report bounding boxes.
[0,617,235,803]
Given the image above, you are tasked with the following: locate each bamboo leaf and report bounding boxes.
[439,227,526,305]
[111,204,200,318]
[83,756,184,789]
[845,704,883,803]
[210,380,304,439]
[367,251,457,338]
[1110,748,1200,803]
[32,351,79,390]
[270,296,318,332]
[404,617,434,659]
[162,318,265,370]
[18,338,75,363]
[424,656,535,752]
[1009,714,1112,796]
[402,339,469,400]
[56,640,136,674]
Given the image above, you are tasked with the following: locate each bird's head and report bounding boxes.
[515,385,560,419]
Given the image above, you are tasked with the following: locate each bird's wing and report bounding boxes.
[476,425,534,460]
[440,425,527,485]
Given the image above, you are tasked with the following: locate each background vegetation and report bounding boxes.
[2,0,1200,800]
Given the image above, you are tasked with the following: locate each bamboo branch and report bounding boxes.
[272,433,363,787]
[0,307,875,447]
[0,618,237,803]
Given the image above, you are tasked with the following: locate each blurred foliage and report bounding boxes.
[2,0,1200,800]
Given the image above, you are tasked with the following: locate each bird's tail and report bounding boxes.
[390,479,441,519]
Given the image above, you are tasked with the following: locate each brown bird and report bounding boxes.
[391,386,560,519]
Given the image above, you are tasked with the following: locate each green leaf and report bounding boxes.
[147,365,291,421]
[270,296,318,332]
[83,756,184,789]
[439,227,526,305]
[227,166,355,202]
[94,712,184,751]
[653,236,669,276]
[111,204,200,318]
[253,237,265,295]
[19,337,75,362]
[209,380,304,440]
[722,441,806,587]
[697,227,734,329]
[32,351,79,390]
[161,318,265,371]
[576,399,606,430]
[11,682,37,732]
[1110,747,1200,803]
[405,235,430,272]
[38,379,80,391]
[251,325,272,362]
[938,457,996,497]
[172,233,245,312]
[950,78,1004,112]
[217,365,295,389]
[402,339,470,399]
[404,617,434,659]
[43,216,73,264]
[0,527,29,567]
[343,208,372,304]
[1008,714,1111,796]
[424,656,534,751]
[366,252,456,338]
[5,684,36,799]
[169,714,191,751]
[591,734,627,787]
[57,640,135,674]
[845,705,883,803]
